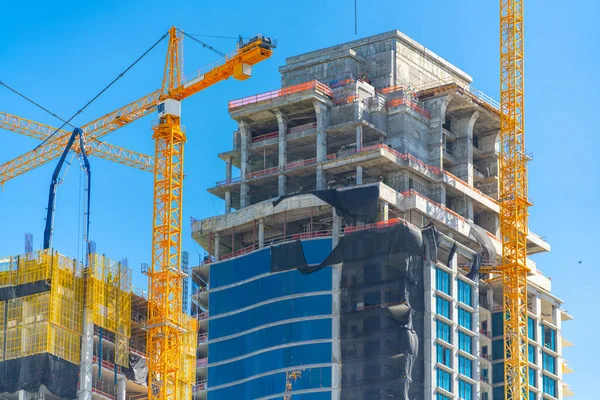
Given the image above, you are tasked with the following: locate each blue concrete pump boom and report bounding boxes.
[43,127,91,253]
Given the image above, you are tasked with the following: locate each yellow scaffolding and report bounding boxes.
[0,250,133,368]
[0,251,83,364]
[87,254,132,367]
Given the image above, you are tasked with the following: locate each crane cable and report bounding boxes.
[0,81,75,128]
[0,31,169,153]
[177,29,227,58]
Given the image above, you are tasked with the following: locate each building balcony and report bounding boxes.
[563,382,575,397]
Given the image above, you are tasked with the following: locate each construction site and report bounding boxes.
[0,2,576,400]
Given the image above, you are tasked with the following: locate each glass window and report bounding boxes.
[543,352,556,374]
[528,317,536,341]
[458,379,473,400]
[437,344,451,367]
[542,325,556,351]
[492,339,504,360]
[436,368,452,392]
[529,367,537,387]
[543,375,557,396]
[529,390,537,400]
[436,394,450,400]
[528,344,536,363]
[492,362,504,384]
[459,331,472,354]
[458,280,472,306]
[492,312,504,337]
[458,308,472,330]
[436,268,450,294]
[458,355,472,378]
[437,320,451,343]
[436,296,451,318]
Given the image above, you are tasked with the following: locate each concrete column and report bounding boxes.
[225,191,231,214]
[332,208,342,248]
[225,156,232,213]
[239,121,251,208]
[214,233,220,261]
[426,96,453,170]
[117,375,127,400]
[258,218,265,248]
[436,183,447,206]
[450,111,480,185]
[240,184,250,208]
[314,101,329,190]
[17,391,27,400]
[355,125,363,150]
[78,308,93,400]
[356,165,363,185]
[225,156,232,182]
[275,110,288,197]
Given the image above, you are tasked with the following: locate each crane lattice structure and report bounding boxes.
[499,0,530,398]
[0,26,275,400]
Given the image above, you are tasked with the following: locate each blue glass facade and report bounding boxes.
[206,239,334,399]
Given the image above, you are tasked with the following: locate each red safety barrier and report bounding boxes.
[334,94,358,105]
[229,80,333,109]
[387,97,431,119]
[252,130,279,143]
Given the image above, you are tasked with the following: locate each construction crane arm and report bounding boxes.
[0,90,162,184]
[170,36,275,101]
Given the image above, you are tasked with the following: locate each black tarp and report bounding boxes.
[122,353,148,386]
[0,353,79,398]
[273,186,380,225]
[0,281,50,302]
[270,223,427,399]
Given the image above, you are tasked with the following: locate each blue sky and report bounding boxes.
[0,0,597,396]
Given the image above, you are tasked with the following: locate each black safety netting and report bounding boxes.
[0,353,79,398]
[271,222,443,400]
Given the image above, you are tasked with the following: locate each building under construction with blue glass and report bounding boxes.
[191,31,573,400]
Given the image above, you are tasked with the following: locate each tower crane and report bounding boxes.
[498,0,530,398]
[146,27,275,400]
[0,26,275,399]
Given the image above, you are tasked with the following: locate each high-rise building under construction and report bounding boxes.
[191,31,573,399]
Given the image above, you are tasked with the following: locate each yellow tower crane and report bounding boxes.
[0,26,275,400]
[145,27,275,399]
[498,0,529,398]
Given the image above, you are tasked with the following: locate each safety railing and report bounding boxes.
[250,122,318,144]
[481,354,492,361]
[196,357,208,367]
[480,375,490,384]
[480,328,491,338]
[228,80,334,109]
[252,130,279,143]
[216,176,241,187]
[194,380,207,391]
[387,97,431,119]
[469,87,500,110]
[193,311,209,321]
[91,388,115,400]
[329,77,355,89]
[284,157,317,170]
[334,94,358,106]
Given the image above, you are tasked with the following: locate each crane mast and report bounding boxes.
[499,0,530,399]
[146,27,275,399]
